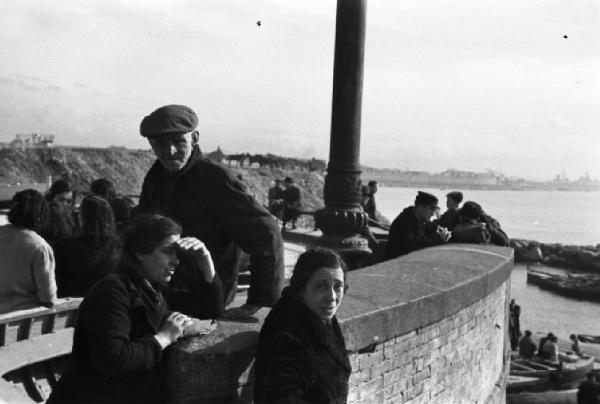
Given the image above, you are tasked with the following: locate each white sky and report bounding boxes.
[0,0,598,181]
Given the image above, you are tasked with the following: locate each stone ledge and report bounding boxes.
[165,244,513,403]
[338,244,513,351]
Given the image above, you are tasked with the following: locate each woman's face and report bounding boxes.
[136,234,180,284]
[53,191,73,208]
[301,266,345,321]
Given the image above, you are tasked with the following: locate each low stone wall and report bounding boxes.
[511,238,600,273]
[165,244,513,404]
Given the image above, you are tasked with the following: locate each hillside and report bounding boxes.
[0,147,325,220]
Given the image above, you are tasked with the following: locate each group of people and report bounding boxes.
[385,189,510,259]
[0,104,353,403]
[267,176,302,229]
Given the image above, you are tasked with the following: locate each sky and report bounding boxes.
[0,0,598,181]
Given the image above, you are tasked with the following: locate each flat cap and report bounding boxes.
[414,191,438,206]
[140,104,198,137]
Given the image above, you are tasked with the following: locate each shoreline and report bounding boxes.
[511,239,600,274]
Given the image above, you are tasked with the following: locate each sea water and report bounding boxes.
[376,187,600,337]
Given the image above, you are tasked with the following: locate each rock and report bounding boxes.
[577,249,600,267]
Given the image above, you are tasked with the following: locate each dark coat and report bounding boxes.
[578,380,600,404]
[138,146,284,307]
[48,264,171,404]
[385,206,444,259]
[437,208,460,230]
[53,235,120,298]
[254,288,351,404]
[282,184,302,222]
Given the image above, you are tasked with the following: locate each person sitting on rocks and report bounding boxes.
[437,191,463,230]
[518,330,537,358]
[385,191,452,259]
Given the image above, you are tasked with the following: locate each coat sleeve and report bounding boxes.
[32,242,57,306]
[386,215,443,259]
[259,332,313,404]
[207,170,284,307]
[82,279,164,377]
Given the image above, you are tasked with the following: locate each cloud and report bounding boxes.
[0,74,60,92]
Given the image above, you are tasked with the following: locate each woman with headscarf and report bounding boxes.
[48,214,222,403]
[254,248,351,403]
[0,189,56,314]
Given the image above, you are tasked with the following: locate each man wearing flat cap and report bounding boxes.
[137,104,284,318]
[385,191,452,259]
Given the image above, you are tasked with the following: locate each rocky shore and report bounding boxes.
[511,238,600,274]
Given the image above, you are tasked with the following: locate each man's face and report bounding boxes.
[369,184,378,194]
[148,131,197,172]
[415,203,438,222]
[446,197,458,210]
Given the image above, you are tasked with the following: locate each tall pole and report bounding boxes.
[315,0,370,265]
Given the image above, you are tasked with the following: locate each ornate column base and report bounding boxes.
[314,206,372,269]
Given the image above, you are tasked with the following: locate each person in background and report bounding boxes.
[282,176,302,230]
[571,334,583,356]
[438,191,463,230]
[0,189,57,314]
[538,332,555,359]
[254,248,351,403]
[577,373,600,404]
[48,214,220,404]
[518,330,537,358]
[450,201,509,246]
[44,179,78,243]
[136,105,283,319]
[111,195,135,234]
[90,177,117,204]
[385,191,451,259]
[361,180,378,221]
[542,334,559,363]
[53,195,121,297]
[509,299,522,350]
[267,179,285,221]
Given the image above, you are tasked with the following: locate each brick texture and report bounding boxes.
[347,281,509,404]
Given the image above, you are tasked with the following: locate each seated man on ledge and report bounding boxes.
[136,104,285,319]
[385,191,451,259]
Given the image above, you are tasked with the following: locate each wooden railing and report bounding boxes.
[0,298,82,403]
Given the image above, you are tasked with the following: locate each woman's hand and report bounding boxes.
[175,237,216,283]
[154,311,193,348]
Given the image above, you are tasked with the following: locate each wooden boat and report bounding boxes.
[526,268,600,301]
[0,298,81,403]
[578,334,600,344]
[507,375,550,394]
[511,350,595,389]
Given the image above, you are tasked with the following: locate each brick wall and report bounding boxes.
[347,282,508,404]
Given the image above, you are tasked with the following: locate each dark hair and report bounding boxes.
[460,201,483,221]
[284,176,294,183]
[289,248,348,294]
[368,180,377,187]
[446,191,463,204]
[43,201,77,242]
[8,189,49,232]
[525,330,532,337]
[111,195,135,225]
[80,195,117,248]
[122,214,182,259]
[414,191,438,206]
[46,179,72,201]
[90,178,116,202]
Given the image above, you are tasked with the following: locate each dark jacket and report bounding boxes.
[254,288,351,404]
[578,380,600,404]
[53,235,120,298]
[480,212,510,246]
[518,335,536,358]
[437,208,460,230]
[385,206,444,259]
[138,147,284,307]
[48,264,171,404]
[282,184,302,222]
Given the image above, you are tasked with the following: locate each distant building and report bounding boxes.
[9,133,55,149]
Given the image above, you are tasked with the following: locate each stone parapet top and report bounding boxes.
[172,244,513,355]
